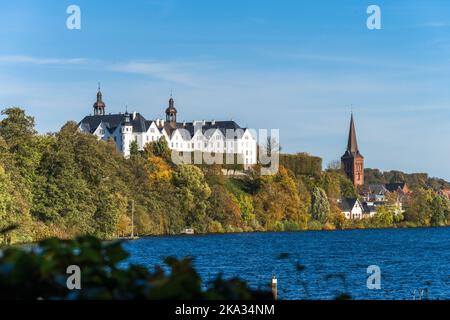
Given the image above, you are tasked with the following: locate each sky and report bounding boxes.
[1,0,450,179]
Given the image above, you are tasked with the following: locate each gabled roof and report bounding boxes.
[368,184,388,195]
[439,189,450,198]
[385,182,406,192]
[79,114,126,134]
[166,120,243,140]
[362,202,376,214]
[337,198,359,212]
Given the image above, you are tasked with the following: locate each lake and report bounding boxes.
[122,227,450,300]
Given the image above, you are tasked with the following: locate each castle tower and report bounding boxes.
[121,111,133,158]
[165,95,177,129]
[93,83,106,115]
[341,113,364,186]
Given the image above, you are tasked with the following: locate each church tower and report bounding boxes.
[93,83,106,116]
[165,95,177,129]
[341,113,364,187]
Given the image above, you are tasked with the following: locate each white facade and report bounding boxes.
[338,199,364,220]
[80,113,257,168]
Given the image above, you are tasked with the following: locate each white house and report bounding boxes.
[78,88,258,168]
[337,198,364,220]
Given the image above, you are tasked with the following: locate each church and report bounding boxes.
[341,113,364,187]
[78,87,258,168]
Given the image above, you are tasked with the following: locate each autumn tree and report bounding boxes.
[311,187,330,223]
[173,165,211,230]
[429,194,449,226]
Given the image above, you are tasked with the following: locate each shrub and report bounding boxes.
[0,236,271,300]
[307,220,322,230]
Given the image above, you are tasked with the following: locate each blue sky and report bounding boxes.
[1,0,450,179]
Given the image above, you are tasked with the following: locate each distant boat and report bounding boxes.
[181,228,195,235]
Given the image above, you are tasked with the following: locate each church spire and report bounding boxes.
[341,112,364,187]
[347,113,359,154]
[93,83,106,115]
[165,93,177,129]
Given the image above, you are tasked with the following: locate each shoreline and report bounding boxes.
[122,224,450,241]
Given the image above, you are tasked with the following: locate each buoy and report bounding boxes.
[271,276,278,300]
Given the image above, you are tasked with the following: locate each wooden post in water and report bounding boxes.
[271,276,277,300]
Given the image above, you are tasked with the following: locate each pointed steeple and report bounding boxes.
[347,113,359,154]
[341,112,364,187]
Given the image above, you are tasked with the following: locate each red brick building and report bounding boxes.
[341,113,364,187]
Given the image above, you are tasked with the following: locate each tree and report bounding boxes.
[173,165,211,229]
[0,108,36,145]
[311,187,330,223]
[130,140,140,157]
[144,137,171,160]
[404,188,433,225]
[373,206,394,227]
[429,195,449,226]
[0,108,41,182]
[207,185,241,228]
[238,194,255,224]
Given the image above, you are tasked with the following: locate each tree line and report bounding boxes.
[1,108,449,244]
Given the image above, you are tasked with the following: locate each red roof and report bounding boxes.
[440,189,450,198]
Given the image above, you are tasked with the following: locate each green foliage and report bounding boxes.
[144,136,171,160]
[238,194,255,224]
[279,153,322,177]
[364,168,450,191]
[0,107,448,244]
[129,139,140,157]
[207,185,241,227]
[429,195,450,226]
[404,188,433,225]
[372,206,394,227]
[173,165,211,229]
[0,236,271,300]
[253,167,308,230]
[311,187,330,223]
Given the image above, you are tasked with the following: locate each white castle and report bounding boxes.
[78,87,258,168]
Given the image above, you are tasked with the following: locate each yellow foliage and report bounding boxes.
[116,214,132,237]
[148,156,172,182]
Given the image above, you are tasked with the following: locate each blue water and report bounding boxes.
[122,227,450,300]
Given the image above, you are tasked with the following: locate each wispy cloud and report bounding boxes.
[109,61,213,86]
[0,55,88,65]
[421,21,450,28]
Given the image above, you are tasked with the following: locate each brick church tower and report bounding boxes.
[341,113,364,186]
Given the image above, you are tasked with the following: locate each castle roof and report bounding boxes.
[79,113,245,139]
